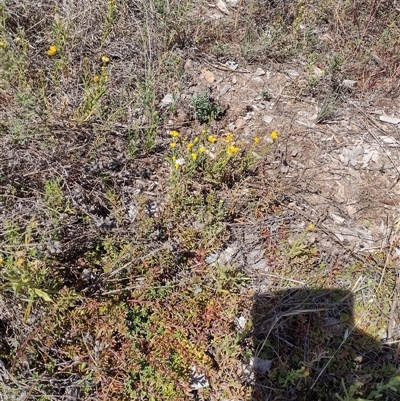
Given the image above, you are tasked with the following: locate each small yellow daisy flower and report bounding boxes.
[270,131,278,140]
[172,155,176,161]
[47,45,57,56]
[225,133,234,143]
[0,41,5,47]
[191,153,198,161]
[202,129,207,134]
[194,137,199,143]
[199,146,206,153]
[170,142,177,148]
[93,76,100,83]
[254,137,260,144]
[227,145,240,156]
[307,223,315,231]
[101,55,110,64]
[207,135,217,143]
[187,142,194,150]
[170,130,180,138]
[175,163,180,170]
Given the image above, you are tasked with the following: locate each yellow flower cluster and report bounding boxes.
[168,129,266,175]
[47,45,57,56]
[225,133,234,143]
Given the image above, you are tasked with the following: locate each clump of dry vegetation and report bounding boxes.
[0,1,399,400]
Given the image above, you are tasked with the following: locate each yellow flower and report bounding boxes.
[270,131,278,140]
[202,129,207,134]
[227,145,240,155]
[207,135,217,143]
[170,142,177,148]
[254,137,260,144]
[199,146,206,153]
[101,55,110,64]
[175,163,180,170]
[187,142,193,150]
[0,41,5,47]
[47,45,57,56]
[172,155,176,161]
[307,223,315,231]
[93,75,100,83]
[191,153,198,161]
[194,137,199,143]
[170,130,180,138]
[225,133,234,143]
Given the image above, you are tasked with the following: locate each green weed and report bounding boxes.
[192,92,222,124]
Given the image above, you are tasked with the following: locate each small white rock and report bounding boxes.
[235,316,247,330]
[220,84,231,96]
[379,115,400,124]
[254,67,266,76]
[342,79,357,88]
[263,115,273,124]
[175,157,185,166]
[252,77,264,84]
[225,60,238,70]
[160,93,174,107]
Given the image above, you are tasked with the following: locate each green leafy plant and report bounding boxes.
[192,91,221,123]
[316,92,341,124]
[261,89,272,101]
[74,57,109,121]
[0,253,53,322]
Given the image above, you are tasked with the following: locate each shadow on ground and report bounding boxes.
[249,288,399,401]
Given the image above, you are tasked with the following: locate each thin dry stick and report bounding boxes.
[388,269,399,340]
